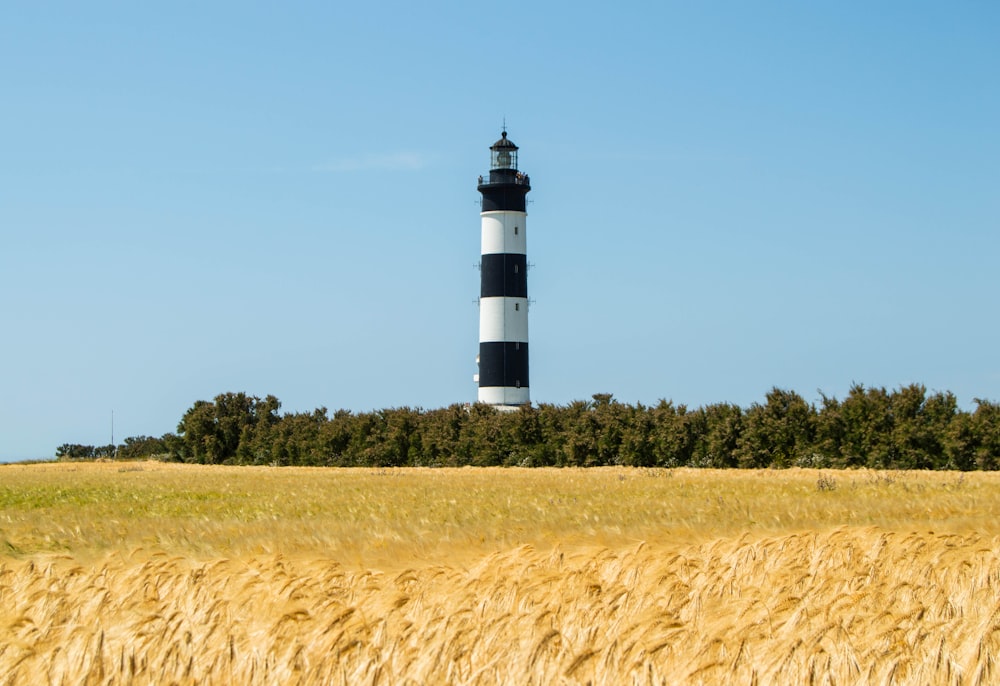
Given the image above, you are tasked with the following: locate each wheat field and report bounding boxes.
[2,462,999,684]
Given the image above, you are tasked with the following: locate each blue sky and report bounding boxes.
[2,2,998,460]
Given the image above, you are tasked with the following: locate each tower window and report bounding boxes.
[515,303,519,311]
[514,226,519,235]
[514,264,519,274]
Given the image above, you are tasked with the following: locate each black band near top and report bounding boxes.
[479,183,530,212]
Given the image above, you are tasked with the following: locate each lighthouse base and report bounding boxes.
[478,386,530,407]
[486,403,528,413]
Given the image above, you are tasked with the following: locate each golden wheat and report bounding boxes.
[2,463,1000,684]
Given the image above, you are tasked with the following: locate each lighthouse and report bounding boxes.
[475,129,531,407]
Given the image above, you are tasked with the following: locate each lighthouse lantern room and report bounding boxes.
[476,130,531,408]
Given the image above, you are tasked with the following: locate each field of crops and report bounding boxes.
[2,462,999,684]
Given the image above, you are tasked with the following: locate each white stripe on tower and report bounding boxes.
[476,129,531,408]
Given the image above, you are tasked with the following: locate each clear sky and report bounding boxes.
[2,2,998,461]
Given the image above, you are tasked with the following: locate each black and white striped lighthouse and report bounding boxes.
[475,129,531,407]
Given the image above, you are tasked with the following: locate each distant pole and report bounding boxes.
[111,410,115,456]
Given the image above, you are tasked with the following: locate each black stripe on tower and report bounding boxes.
[480,254,527,298]
[478,341,529,388]
[478,169,530,212]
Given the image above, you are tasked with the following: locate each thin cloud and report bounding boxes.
[312,151,429,173]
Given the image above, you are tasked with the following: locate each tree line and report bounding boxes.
[56,384,1000,470]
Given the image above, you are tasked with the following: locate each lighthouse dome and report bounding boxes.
[490,130,518,151]
[489,130,519,170]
